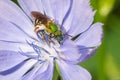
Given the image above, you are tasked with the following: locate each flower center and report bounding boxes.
[29,40,60,63]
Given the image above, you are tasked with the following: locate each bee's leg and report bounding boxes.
[57,40,60,44]
[48,33,52,43]
[36,30,45,41]
[42,33,51,46]
[56,37,61,44]
[41,31,45,40]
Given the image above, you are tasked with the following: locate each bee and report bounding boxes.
[31,11,63,43]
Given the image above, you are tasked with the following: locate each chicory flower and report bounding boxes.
[0,0,103,80]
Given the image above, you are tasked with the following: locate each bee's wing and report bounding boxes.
[31,11,46,19]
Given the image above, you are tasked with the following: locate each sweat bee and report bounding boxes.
[31,11,63,43]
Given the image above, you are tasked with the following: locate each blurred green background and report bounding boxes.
[81,0,120,80]
[12,0,120,80]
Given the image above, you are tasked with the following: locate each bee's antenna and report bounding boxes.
[67,34,73,37]
[64,33,73,38]
[44,11,47,16]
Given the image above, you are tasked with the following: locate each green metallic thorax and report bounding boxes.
[46,22,63,41]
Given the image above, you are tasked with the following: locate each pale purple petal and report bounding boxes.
[0,51,27,71]
[0,41,34,52]
[42,0,71,25]
[18,0,44,19]
[75,23,103,47]
[0,18,36,42]
[77,46,97,62]
[0,59,37,80]
[33,61,54,80]
[0,17,35,52]
[59,39,80,64]
[20,61,53,80]
[20,62,49,80]
[74,23,103,62]
[63,0,95,35]
[0,0,37,39]
[57,60,91,80]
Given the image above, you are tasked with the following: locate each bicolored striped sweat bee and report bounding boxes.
[31,11,63,43]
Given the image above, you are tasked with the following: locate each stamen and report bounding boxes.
[26,39,59,62]
[38,59,46,64]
